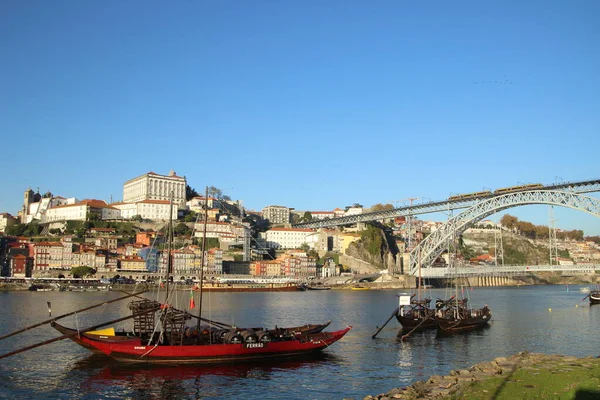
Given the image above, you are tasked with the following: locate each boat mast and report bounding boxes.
[163,192,174,303]
[417,246,422,301]
[195,186,209,337]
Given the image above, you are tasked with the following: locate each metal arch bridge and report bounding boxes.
[292,178,600,229]
[408,190,600,276]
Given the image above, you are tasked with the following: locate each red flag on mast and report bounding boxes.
[189,288,196,309]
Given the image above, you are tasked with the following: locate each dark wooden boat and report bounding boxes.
[590,290,600,305]
[395,295,436,331]
[435,298,492,333]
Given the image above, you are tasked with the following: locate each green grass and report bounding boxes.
[449,359,600,400]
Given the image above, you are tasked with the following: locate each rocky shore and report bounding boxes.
[361,352,600,400]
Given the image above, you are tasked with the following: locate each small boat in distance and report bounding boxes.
[589,289,600,305]
[305,285,331,290]
[351,284,369,291]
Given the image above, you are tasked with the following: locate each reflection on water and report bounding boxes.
[74,353,340,400]
[0,286,599,399]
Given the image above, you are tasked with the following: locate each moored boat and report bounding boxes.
[434,298,491,333]
[46,191,350,364]
[304,285,331,291]
[395,294,436,331]
[590,290,600,305]
[51,320,350,364]
[0,191,351,365]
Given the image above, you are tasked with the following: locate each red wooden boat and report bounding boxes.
[50,308,333,356]
[45,195,350,364]
[51,320,350,364]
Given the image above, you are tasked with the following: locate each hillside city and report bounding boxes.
[1,170,599,280]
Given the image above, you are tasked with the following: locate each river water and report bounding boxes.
[0,285,598,399]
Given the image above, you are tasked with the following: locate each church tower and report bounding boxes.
[21,188,35,223]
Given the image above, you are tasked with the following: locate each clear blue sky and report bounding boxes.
[1,1,599,234]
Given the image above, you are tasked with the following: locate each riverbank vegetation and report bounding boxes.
[366,352,600,400]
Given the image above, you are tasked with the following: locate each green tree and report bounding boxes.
[23,222,42,236]
[360,225,384,256]
[369,203,394,212]
[184,211,198,222]
[186,185,199,201]
[302,211,313,222]
[174,222,191,236]
[5,223,26,236]
[71,266,96,278]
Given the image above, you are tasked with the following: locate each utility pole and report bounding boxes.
[548,206,559,265]
[494,222,504,267]
[403,197,420,250]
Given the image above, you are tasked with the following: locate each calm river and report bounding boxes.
[0,285,598,399]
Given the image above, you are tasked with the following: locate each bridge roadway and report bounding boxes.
[413,264,600,278]
[293,178,600,229]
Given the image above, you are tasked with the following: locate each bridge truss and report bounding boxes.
[408,190,600,276]
[293,179,600,229]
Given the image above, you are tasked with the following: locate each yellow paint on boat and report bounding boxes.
[86,327,115,336]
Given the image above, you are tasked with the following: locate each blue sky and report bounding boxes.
[1,1,599,234]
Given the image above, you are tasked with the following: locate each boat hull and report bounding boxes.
[590,291,600,305]
[436,312,491,333]
[52,322,351,364]
[51,320,333,354]
[395,314,437,331]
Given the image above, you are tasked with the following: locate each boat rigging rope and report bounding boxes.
[307,295,350,329]
[75,311,80,338]
[116,282,141,333]
[93,303,108,326]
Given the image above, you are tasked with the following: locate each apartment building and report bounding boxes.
[0,213,17,233]
[259,228,317,250]
[262,205,291,225]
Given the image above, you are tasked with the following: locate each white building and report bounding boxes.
[123,170,187,209]
[20,187,78,223]
[187,196,218,212]
[0,213,17,233]
[262,205,291,225]
[112,200,178,221]
[345,205,364,216]
[44,199,120,222]
[193,221,248,242]
[259,228,317,250]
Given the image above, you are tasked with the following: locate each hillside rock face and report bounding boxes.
[345,226,399,271]
[462,229,553,265]
[344,227,559,271]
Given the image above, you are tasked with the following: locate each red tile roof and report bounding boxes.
[270,228,314,232]
[138,199,171,205]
